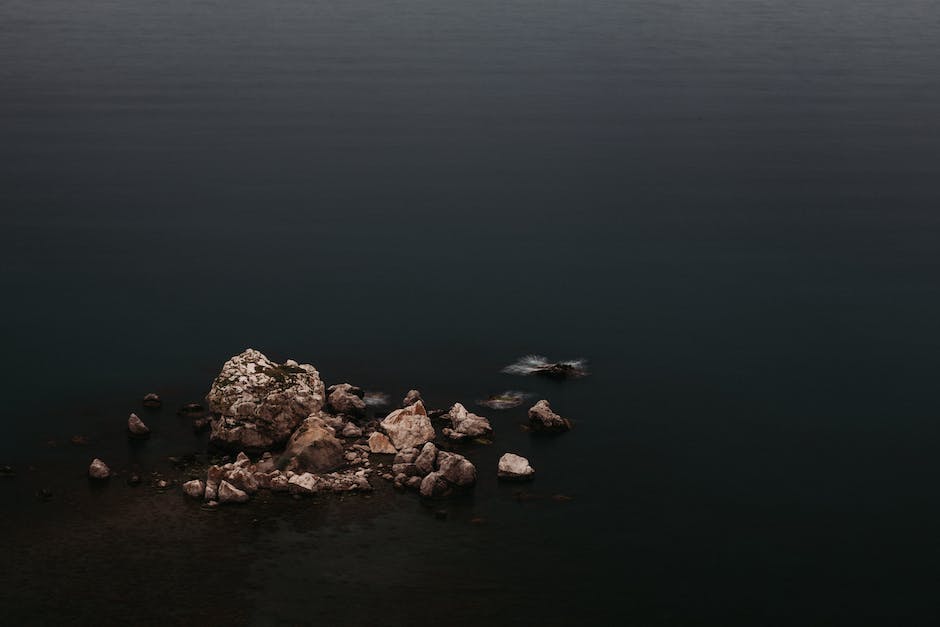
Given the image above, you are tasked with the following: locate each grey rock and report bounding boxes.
[497,453,535,480]
[327,383,367,416]
[88,458,110,480]
[528,400,572,432]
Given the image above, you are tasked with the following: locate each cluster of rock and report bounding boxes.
[181,449,373,505]
[386,442,477,498]
[85,349,576,506]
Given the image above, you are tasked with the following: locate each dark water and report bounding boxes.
[2,0,940,624]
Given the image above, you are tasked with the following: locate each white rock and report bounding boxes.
[380,401,435,450]
[498,453,535,480]
[88,458,110,479]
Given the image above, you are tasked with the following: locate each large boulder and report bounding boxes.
[281,414,345,473]
[442,403,492,441]
[497,453,535,480]
[380,401,435,450]
[327,383,367,416]
[528,400,571,432]
[206,349,326,452]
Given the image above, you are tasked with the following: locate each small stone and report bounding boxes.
[88,458,111,480]
[127,413,151,437]
[498,453,535,480]
[182,480,205,499]
[218,480,249,503]
[527,400,572,433]
[142,393,162,408]
[368,432,397,454]
[341,422,363,438]
[126,474,141,486]
[402,389,422,406]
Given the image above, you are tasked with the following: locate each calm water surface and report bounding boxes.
[1,1,939,624]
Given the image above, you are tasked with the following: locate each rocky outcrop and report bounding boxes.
[402,389,422,407]
[206,349,326,452]
[281,414,344,473]
[380,401,435,450]
[528,400,571,432]
[218,480,249,504]
[327,383,366,416]
[182,479,205,498]
[441,403,492,441]
[88,458,110,480]
[498,453,535,480]
[390,443,476,498]
[127,413,150,437]
[368,432,397,454]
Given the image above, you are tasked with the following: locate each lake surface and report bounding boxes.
[1,1,939,624]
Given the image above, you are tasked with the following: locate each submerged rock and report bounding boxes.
[380,401,435,450]
[142,393,162,408]
[402,389,422,407]
[206,349,326,452]
[218,480,249,504]
[177,402,205,416]
[327,383,367,416]
[528,400,572,432]
[498,453,535,480]
[363,391,390,407]
[502,355,588,379]
[368,432,397,454]
[281,414,344,473]
[127,413,151,437]
[478,391,529,410]
[183,480,205,498]
[442,403,492,441]
[88,458,111,480]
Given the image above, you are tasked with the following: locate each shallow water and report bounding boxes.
[2,0,940,624]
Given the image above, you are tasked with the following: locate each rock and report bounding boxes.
[391,462,420,477]
[527,400,572,432]
[287,473,318,495]
[436,452,476,487]
[402,389,422,406]
[142,393,162,408]
[177,402,205,416]
[155,479,170,490]
[380,401,435,450]
[327,383,367,416]
[225,467,259,493]
[88,458,110,480]
[205,465,223,501]
[414,442,438,476]
[478,391,529,410]
[443,403,493,440]
[281,414,344,473]
[127,413,151,437]
[405,476,423,490]
[341,422,363,438]
[498,453,535,480]
[126,474,141,486]
[502,355,588,379]
[182,480,205,499]
[393,448,418,464]
[206,349,326,452]
[368,432,397,454]
[218,480,249,504]
[192,417,210,433]
[419,471,452,498]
